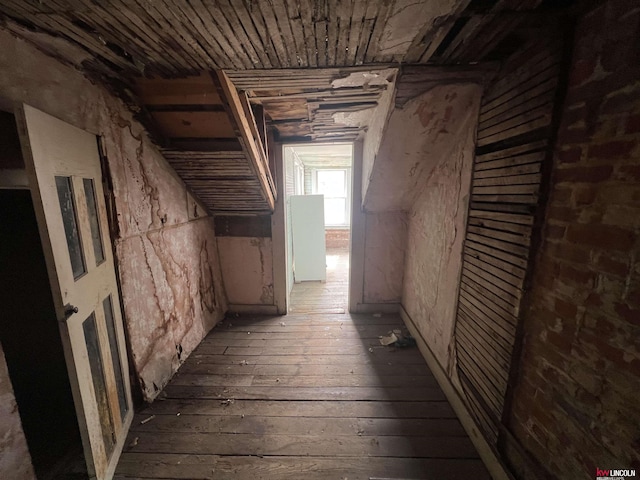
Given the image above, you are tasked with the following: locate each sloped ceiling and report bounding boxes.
[0,0,572,86]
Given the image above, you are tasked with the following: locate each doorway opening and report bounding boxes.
[283,143,353,314]
[0,111,85,479]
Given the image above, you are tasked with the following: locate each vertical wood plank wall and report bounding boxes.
[454,38,564,446]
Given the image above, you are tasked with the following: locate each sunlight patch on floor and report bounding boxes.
[326,255,339,270]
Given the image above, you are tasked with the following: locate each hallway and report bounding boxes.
[289,246,350,314]
[115,313,490,479]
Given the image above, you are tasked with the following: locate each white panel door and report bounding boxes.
[16,104,133,480]
[290,194,326,282]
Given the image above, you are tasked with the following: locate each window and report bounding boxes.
[314,169,350,226]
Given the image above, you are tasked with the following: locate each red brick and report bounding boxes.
[546,241,591,264]
[546,224,566,240]
[555,165,613,183]
[594,253,630,277]
[614,303,640,327]
[551,186,573,205]
[626,114,640,134]
[569,58,597,87]
[557,261,597,287]
[557,148,583,164]
[565,224,635,251]
[588,140,636,160]
[557,124,590,144]
[572,186,598,206]
[554,297,578,320]
[548,205,579,223]
[616,164,640,181]
[600,91,640,115]
[585,292,603,307]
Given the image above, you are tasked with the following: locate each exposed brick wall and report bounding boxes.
[326,228,350,249]
[506,1,640,478]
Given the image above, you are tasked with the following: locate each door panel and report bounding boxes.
[16,104,132,480]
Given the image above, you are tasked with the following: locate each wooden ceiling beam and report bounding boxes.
[212,70,276,211]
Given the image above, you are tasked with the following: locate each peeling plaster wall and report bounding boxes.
[365,84,482,212]
[362,76,396,200]
[363,212,408,304]
[217,237,274,306]
[399,86,481,370]
[0,29,227,402]
[0,343,36,480]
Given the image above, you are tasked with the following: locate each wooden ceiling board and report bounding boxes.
[152,111,236,138]
[0,0,575,85]
[261,100,310,121]
[135,75,223,105]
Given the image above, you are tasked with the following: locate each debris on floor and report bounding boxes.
[379,332,398,346]
[140,415,155,425]
[280,321,286,327]
[240,359,248,365]
[220,398,235,406]
[378,329,416,348]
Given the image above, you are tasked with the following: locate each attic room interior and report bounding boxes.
[0,0,638,479]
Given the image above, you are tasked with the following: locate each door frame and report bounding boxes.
[271,141,361,314]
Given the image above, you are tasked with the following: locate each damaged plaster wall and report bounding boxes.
[0,28,227,402]
[0,343,35,480]
[217,237,274,307]
[400,85,481,370]
[361,71,397,200]
[362,83,481,368]
[363,212,408,304]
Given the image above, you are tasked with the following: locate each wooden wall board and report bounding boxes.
[453,37,564,452]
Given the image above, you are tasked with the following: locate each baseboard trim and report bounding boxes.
[227,304,279,315]
[400,304,513,480]
[351,302,400,314]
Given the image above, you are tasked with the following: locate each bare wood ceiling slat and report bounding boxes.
[176,0,234,69]
[241,0,280,68]
[125,2,206,72]
[325,0,339,66]
[298,0,318,67]
[100,0,192,73]
[219,0,268,68]
[1,1,137,74]
[205,1,255,69]
[346,0,367,65]
[257,1,289,67]
[336,0,354,66]
[230,0,273,68]
[285,0,309,67]
[270,0,301,67]
[364,0,392,63]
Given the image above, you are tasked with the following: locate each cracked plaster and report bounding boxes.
[0,28,227,404]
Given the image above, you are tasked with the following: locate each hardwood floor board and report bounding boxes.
[178,362,433,376]
[205,328,401,340]
[219,345,416,356]
[219,314,401,326]
[116,454,491,480]
[138,399,457,419]
[131,414,467,436]
[189,352,429,365]
[117,310,490,478]
[170,373,438,388]
[162,385,447,401]
[201,336,387,347]
[125,432,478,458]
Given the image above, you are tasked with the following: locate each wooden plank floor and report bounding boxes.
[115,313,491,479]
[289,246,349,314]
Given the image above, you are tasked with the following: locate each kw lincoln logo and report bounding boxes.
[596,468,637,480]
